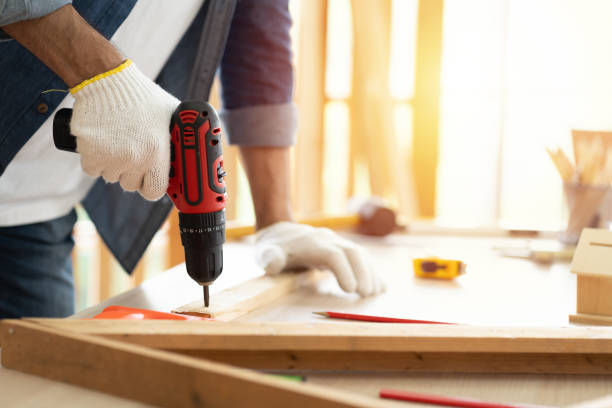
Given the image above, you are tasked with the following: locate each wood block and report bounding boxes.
[0,320,391,408]
[570,312,612,326]
[172,271,327,320]
[577,275,612,316]
[25,319,612,374]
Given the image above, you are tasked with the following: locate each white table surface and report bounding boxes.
[2,232,611,408]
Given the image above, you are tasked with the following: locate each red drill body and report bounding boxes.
[167,101,227,304]
[167,102,226,214]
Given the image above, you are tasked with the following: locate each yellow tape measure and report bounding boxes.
[413,258,466,280]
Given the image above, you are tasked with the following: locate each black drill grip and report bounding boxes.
[52,108,77,153]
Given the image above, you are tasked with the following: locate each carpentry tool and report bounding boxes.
[313,311,454,324]
[53,101,226,307]
[413,257,466,280]
[225,198,404,240]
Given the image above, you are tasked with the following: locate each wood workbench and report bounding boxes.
[2,230,611,408]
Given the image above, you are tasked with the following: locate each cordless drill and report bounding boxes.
[52,101,226,307]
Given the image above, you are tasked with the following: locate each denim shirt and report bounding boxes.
[0,0,295,272]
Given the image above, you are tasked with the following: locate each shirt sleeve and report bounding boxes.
[219,0,297,147]
[0,0,72,39]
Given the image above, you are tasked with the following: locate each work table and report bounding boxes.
[2,231,610,407]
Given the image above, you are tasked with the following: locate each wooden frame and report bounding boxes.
[1,320,387,408]
[17,319,612,374]
[5,271,612,406]
[570,228,612,325]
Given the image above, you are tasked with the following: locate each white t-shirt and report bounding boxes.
[0,0,205,226]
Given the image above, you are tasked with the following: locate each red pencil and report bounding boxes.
[313,311,454,325]
[379,389,548,408]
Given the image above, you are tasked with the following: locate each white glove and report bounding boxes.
[70,60,179,200]
[255,222,386,296]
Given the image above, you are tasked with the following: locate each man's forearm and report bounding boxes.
[239,147,294,230]
[2,5,123,87]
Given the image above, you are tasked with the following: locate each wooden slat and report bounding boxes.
[0,320,388,408]
[172,350,612,374]
[167,209,185,269]
[412,0,444,217]
[292,0,327,216]
[98,240,113,301]
[226,215,360,240]
[172,271,328,320]
[21,319,612,373]
[23,320,612,353]
[349,0,396,202]
[570,313,612,326]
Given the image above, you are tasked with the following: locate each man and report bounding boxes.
[0,0,384,318]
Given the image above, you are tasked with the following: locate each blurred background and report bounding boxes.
[72,0,612,309]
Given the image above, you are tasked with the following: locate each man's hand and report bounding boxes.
[70,60,178,200]
[256,222,386,296]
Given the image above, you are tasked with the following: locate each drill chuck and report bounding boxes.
[179,210,225,285]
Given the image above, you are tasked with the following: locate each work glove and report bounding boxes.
[255,222,386,296]
[70,60,179,200]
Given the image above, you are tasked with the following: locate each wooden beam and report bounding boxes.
[0,320,387,408]
[412,0,444,217]
[349,0,396,202]
[226,215,360,240]
[98,237,113,301]
[172,271,327,320]
[570,313,612,326]
[23,319,612,374]
[292,0,327,216]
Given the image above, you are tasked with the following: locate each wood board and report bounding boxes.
[0,320,393,408]
[570,313,612,326]
[24,319,612,374]
[172,271,328,320]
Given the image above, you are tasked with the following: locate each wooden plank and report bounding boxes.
[98,238,113,301]
[167,209,185,269]
[570,313,612,326]
[25,319,612,353]
[0,320,390,408]
[172,271,328,320]
[412,0,444,216]
[292,0,327,216]
[22,320,612,373]
[160,350,612,374]
[226,215,360,240]
[349,0,396,202]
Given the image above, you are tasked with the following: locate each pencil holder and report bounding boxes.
[561,182,612,245]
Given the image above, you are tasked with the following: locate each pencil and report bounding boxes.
[379,389,549,408]
[313,311,454,325]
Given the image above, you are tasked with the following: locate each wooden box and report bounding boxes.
[570,228,612,325]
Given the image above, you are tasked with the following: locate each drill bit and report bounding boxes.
[203,285,210,307]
